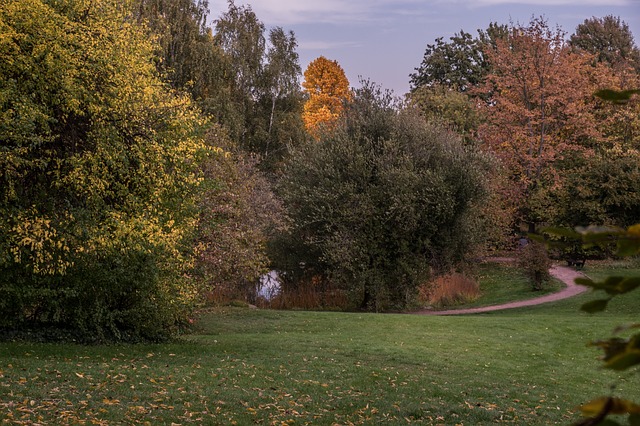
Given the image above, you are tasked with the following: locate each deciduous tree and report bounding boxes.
[135,0,237,129]
[301,56,351,136]
[135,0,211,89]
[274,81,489,311]
[478,17,601,232]
[214,0,265,145]
[410,24,507,92]
[408,84,482,145]
[213,1,304,167]
[0,0,211,341]
[570,15,640,71]
[259,26,305,169]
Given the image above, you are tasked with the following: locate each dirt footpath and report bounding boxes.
[414,264,589,316]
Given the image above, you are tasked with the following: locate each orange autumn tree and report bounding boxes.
[302,56,351,136]
[477,17,605,232]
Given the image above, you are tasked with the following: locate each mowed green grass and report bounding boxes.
[1,264,638,425]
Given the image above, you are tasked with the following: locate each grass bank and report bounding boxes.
[459,260,564,309]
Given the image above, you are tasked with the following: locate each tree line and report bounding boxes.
[409,16,640,236]
[1,0,638,341]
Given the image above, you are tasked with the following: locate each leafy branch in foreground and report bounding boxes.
[544,224,640,426]
[541,88,640,426]
[594,89,640,104]
[557,225,640,425]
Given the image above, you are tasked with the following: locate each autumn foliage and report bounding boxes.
[2,0,639,343]
[479,21,595,190]
[302,56,352,136]
[474,17,640,232]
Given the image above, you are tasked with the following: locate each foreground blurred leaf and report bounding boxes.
[580,397,640,416]
[581,299,610,313]
[541,226,581,239]
[594,89,640,104]
[605,350,640,371]
[589,334,640,371]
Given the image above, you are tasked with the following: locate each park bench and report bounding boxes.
[566,256,586,269]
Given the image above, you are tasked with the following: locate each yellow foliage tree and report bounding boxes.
[0,0,214,341]
[302,56,351,135]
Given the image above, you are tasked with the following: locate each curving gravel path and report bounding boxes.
[414,263,589,316]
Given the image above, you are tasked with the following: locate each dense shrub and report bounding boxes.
[517,241,552,291]
[0,0,210,342]
[272,81,490,311]
[195,125,285,303]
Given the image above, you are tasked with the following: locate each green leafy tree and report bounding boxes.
[214,0,266,151]
[273,81,489,311]
[264,27,302,137]
[408,84,482,145]
[258,26,305,170]
[213,1,304,168]
[135,0,211,88]
[409,24,507,92]
[409,24,513,250]
[570,15,640,71]
[135,0,237,128]
[410,31,484,92]
[0,0,211,342]
[550,148,640,229]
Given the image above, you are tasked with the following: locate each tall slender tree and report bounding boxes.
[265,28,301,138]
[213,1,304,165]
[261,27,304,165]
[214,0,265,147]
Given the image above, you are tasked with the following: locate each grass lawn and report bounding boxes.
[1,263,638,425]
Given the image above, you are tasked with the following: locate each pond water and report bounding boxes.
[257,270,281,300]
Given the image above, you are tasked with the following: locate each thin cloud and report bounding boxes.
[210,0,631,27]
[209,0,430,26]
[463,0,630,5]
[298,40,363,50]
[209,0,364,25]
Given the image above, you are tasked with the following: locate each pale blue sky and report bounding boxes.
[209,0,640,95]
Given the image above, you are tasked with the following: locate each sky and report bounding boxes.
[208,0,640,95]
